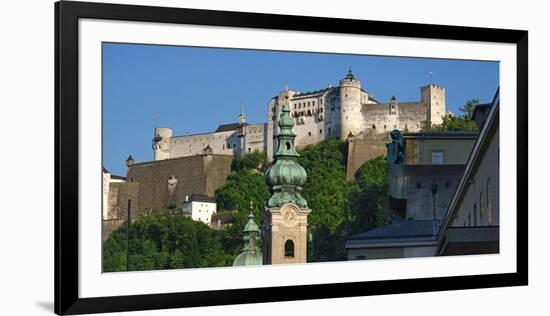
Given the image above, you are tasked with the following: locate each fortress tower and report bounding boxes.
[152,127,172,160]
[421,84,446,126]
[339,69,363,138]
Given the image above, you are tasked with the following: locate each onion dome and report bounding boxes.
[233,211,262,266]
[265,159,307,187]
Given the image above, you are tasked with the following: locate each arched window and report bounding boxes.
[284,240,294,258]
[487,178,492,225]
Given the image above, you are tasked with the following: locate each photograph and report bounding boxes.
[101,43,500,272]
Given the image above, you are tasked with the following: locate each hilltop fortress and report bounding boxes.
[152,69,446,162]
[104,70,448,239]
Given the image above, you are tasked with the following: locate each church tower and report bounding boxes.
[264,98,311,265]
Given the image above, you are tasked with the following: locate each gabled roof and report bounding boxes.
[186,193,216,203]
[215,122,247,132]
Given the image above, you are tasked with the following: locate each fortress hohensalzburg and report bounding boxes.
[151,69,446,162]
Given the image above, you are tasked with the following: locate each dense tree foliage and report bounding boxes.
[231,150,269,172]
[103,143,392,270]
[297,139,356,262]
[215,168,270,216]
[103,213,233,272]
[354,155,388,188]
[349,183,388,234]
[422,99,479,132]
[215,152,270,254]
[348,156,389,235]
[297,139,355,234]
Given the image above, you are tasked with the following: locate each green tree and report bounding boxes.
[354,155,387,188]
[349,156,389,234]
[294,139,357,262]
[215,169,269,217]
[297,139,355,234]
[231,150,269,172]
[103,213,233,272]
[215,152,271,255]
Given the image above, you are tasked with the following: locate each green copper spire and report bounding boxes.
[265,97,308,208]
[233,208,263,266]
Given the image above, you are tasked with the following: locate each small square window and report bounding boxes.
[431,151,444,164]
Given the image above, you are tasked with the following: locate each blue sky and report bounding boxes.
[103,43,499,176]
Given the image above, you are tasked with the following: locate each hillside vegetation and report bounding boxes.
[103,141,389,271]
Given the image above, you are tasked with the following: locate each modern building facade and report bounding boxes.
[437,91,500,255]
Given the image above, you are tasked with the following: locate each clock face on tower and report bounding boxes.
[281,204,298,226]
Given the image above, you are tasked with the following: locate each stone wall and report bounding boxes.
[169,130,236,158]
[345,131,391,181]
[402,165,466,220]
[361,101,426,133]
[241,123,267,154]
[103,154,233,240]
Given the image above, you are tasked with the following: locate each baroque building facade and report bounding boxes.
[151,70,446,162]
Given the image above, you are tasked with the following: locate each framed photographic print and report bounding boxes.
[55,0,528,314]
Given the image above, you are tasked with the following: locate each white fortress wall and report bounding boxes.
[169,130,236,158]
[361,103,398,131]
[396,102,428,131]
[242,123,266,154]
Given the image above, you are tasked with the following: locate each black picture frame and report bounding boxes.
[55,1,528,314]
